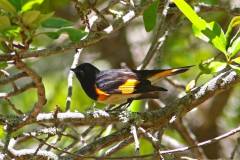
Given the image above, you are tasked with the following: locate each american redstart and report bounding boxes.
[71,63,191,104]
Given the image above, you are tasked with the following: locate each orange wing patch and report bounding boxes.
[118,79,139,94]
[95,87,109,101]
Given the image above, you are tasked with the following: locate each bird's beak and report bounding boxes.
[70,68,75,72]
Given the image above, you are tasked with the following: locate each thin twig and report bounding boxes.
[0,69,238,158]
[0,71,27,86]
[174,118,206,159]
[101,136,133,158]
[8,138,58,160]
[138,127,164,160]
[0,1,154,62]
[165,77,186,90]
[3,70,237,129]
[0,82,35,98]
[230,137,240,159]
[75,127,131,155]
[0,69,18,91]
[14,58,46,130]
[160,125,240,154]
[65,46,82,111]
[4,98,23,115]
[137,0,170,70]
[81,125,240,159]
[130,125,140,153]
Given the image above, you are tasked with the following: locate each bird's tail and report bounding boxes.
[146,66,193,83]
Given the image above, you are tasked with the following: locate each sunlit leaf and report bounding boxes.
[208,61,227,73]
[128,100,143,112]
[199,60,227,74]
[0,125,6,140]
[22,10,41,27]
[0,0,16,14]
[21,0,44,12]
[172,0,207,30]
[203,22,227,55]
[225,16,240,44]
[2,26,20,39]
[173,0,227,55]
[230,64,240,74]
[143,0,159,32]
[140,139,154,155]
[193,22,227,54]
[228,37,240,59]
[232,57,240,64]
[0,16,11,31]
[192,25,209,42]
[42,17,73,28]
[185,79,196,92]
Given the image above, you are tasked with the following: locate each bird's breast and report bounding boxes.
[97,94,139,104]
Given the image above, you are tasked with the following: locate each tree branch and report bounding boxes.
[14,58,46,130]
[0,72,27,86]
[0,1,154,62]
[0,82,35,98]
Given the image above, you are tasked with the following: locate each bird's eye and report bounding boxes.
[78,70,85,77]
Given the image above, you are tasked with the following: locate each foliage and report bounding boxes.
[0,0,240,159]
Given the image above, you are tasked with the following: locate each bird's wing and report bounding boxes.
[95,69,167,95]
[96,69,139,94]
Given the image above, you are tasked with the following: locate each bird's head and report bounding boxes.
[71,63,100,82]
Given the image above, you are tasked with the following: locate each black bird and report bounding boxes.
[71,63,191,104]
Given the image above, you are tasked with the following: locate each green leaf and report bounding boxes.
[0,125,6,139]
[232,57,240,64]
[45,28,88,42]
[2,26,20,39]
[228,37,240,58]
[194,22,227,54]
[0,16,11,31]
[226,16,240,44]
[205,22,227,54]
[0,62,7,69]
[230,64,240,74]
[0,0,16,14]
[41,17,73,28]
[22,10,41,27]
[128,100,143,112]
[9,0,22,11]
[143,0,159,32]
[173,0,227,55]
[37,12,54,24]
[185,80,196,92]
[21,0,44,12]
[172,0,207,30]
[192,25,209,42]
[0,41,9,52]
[59,28,88,42]
[45,31,60,39]
[208,61,227,73]
[199,60,227,74]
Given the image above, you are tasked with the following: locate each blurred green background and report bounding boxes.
[0,0,240,159]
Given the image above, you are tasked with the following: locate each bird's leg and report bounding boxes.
[86,102,96,112]
[104,104,114,111]
[108,99,133,111]
[121,98,133,110]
